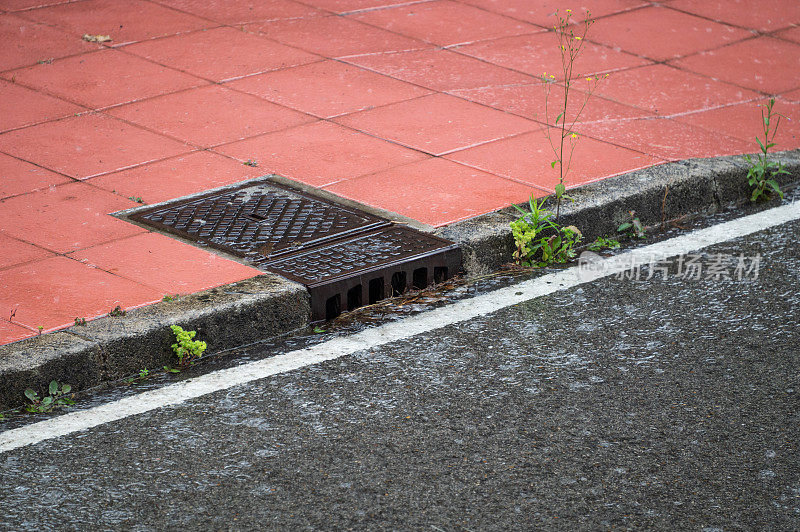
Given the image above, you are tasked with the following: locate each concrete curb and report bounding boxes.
[0,275,309,410]
[435,150,800,275]
[2,149,798,409]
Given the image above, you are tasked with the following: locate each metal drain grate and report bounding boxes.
[128,179,461,320]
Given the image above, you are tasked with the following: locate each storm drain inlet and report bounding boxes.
[128,178,461,320]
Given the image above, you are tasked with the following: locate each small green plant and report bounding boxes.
[128,196,144,204]
[37,326,43,334]
[162,294,179,302]
[540,9,605,221]
[170,325,207,366]
[617,211,646,239]
[164,365,181,374]
[745,98,788,202]
[313,326,326,334]
[243,159,258,167]
[24,381,75,413]
[74,317,87,326]
[125,368,151,385]
[588,236,621,251]
[109,305,126,317]
[511,196,582,267]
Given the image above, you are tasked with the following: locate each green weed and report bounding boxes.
[745,98,788,202]
[74,317,86,326]
[617,211,645,239]
[170,325,207,367]
[243,159,259,167]
[588,236,621,251]
[24,381,75,413]
[511,196,582,267]
[109,305,126,317]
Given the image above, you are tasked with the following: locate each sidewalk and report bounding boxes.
[2,0,799,345]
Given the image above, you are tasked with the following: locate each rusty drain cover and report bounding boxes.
[128,179,461,320]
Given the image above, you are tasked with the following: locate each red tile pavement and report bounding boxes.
[587,5,753,61]
[323,158,537,226]
[450,82,653,124]
[671,36,800,95]
[342,48,532,91]
[352,0,539,47]
[4,49,207,109]
[673,99,800,149]
[445,129,664,190]
[0,113,191,179]
[591,64,762,116]
[249,15,430,57]
[0,256,164,332]
[334,93,539,155]
[668,0,800,32]
[1,0,799,345]
[18,0,213,45]
[0,233,54,270]
[0,78,84,132]
[0,181,146,253]
[0,321,36,346]
[106,84,313,148]
[0,13,95,71]
[225,59,431,118]
[455,31,648,79]
[575,117,754,161]
[87,151,265,204]
[458,0,648,26]
[122,26,320,83]
[69,232,262,294]
[0,151,71,199]
[154,0,323,25]
[214,121,429,187]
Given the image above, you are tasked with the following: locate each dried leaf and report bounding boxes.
[82,33,112,43]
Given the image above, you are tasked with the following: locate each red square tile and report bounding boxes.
[70,233,261,294]
[777,25,800,45]
[0,13,95,71]
[122,26,320,83]
[19,0,212,45]
[591,64,761,116]
[334,93,540,155]
[343,48,532,92]
[106,85,313,148]
[0,256,163,332]
[155,0,322,25]
[575,117,754,161]
[588,6,752,61]
[0,151,71,199]
[0,182,146,253]
[0,113,191,179]
[297,0,417,14]
[669,0,800,32]
[455,31,648,79]
[781,88,800,103]
[450,81,652,124]
[88,151,264,204]
[0,233,54,270]
[4,49,206,109]
[352,0,540,46]
[0,321,36,346]
[213,121,429,187]
[323,158,537,226]
[225,60,430,118]
[458,0,648,26]
[0,79,84,132]
[249,15,429,57]
[673,99,800,150]
[672,36,800,94]
[445,129,663,191]
[3,0,72,11]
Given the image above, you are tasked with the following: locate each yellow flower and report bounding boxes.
[570,133,578,139]
[566,9,572,13]
[575,36,582,40]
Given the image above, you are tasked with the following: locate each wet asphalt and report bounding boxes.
[1,217,798,531]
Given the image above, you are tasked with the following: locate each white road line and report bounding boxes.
[2,200,799,453]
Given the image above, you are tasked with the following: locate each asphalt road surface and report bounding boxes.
[1,204,798,530]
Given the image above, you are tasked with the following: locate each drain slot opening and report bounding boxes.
[434,267,448,284]
[368,278,384,304]
[413,267,428,289]
[391,271,407,296]
[326,294,341,320]
[347,285,362,311]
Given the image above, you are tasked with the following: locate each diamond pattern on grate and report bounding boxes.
[135,185,378,259]
[260,226,449,284]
